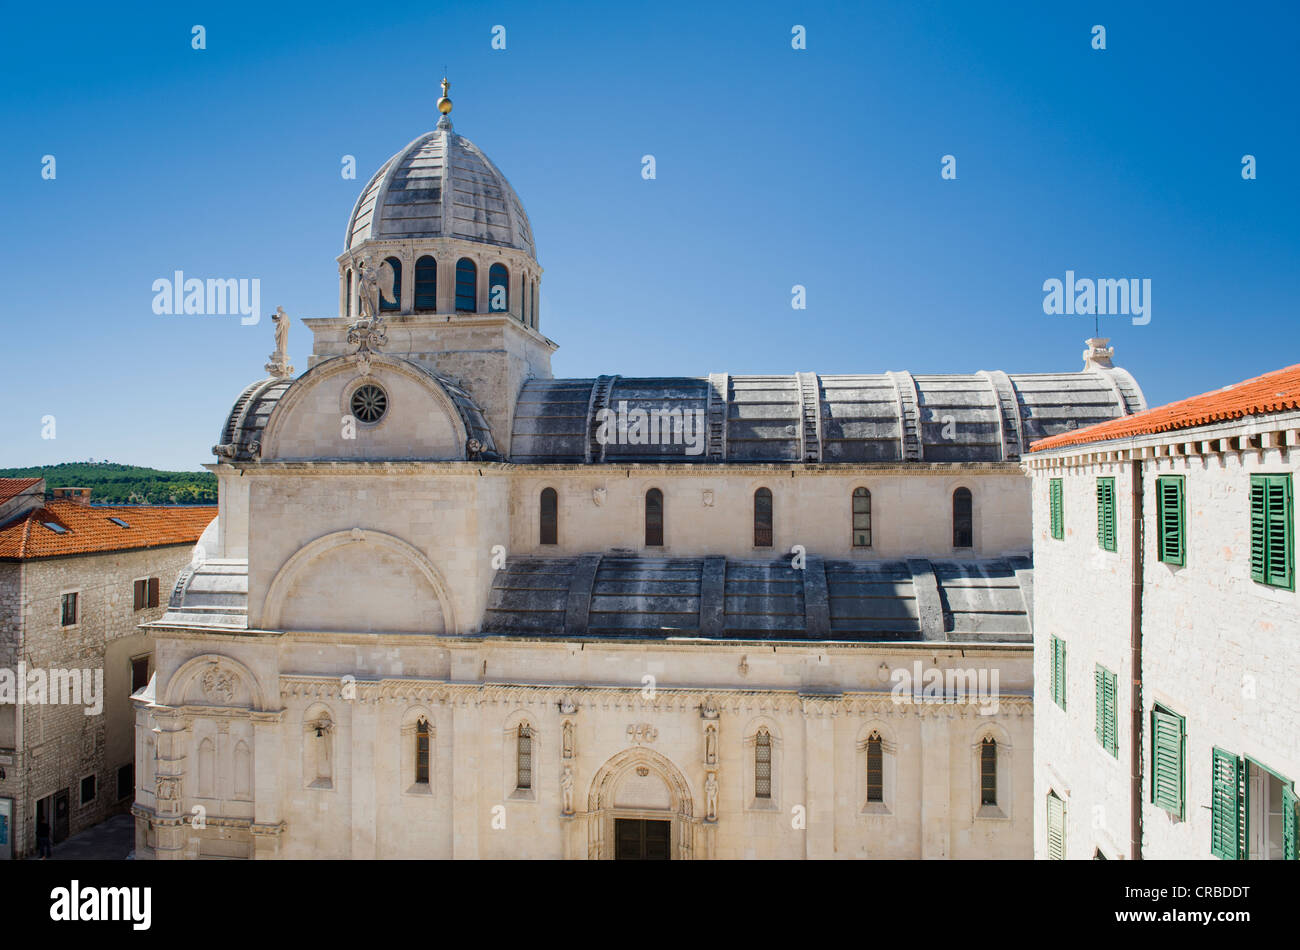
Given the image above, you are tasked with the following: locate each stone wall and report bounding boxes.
[136,633,1032,859]
[0,543,199,857]
[1031,424,1300,858]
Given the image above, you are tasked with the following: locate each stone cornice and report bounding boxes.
[277,675,1033,718]
[208,459,1024,477]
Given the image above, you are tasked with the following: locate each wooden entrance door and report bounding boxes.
[615,818,670,860]
[53,789,70,843]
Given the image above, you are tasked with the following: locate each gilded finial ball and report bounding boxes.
[437,96,453,115]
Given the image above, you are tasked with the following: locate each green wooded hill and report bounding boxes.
[0,462,217,505]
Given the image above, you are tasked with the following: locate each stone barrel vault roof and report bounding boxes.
[511,370,1144,464]
[346,129,535,258]
[1030,362,1300,452]
[483,554,1033,642]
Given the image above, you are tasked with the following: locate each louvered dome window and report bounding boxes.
[380,256,401,311]
[455,258,477,312]
[414,255,437,310]
[489,263,509,313]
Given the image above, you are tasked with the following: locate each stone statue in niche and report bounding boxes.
[705,771,718,822]
[562,719,575,759]
[704,724,717,765]
[561,765,574,815]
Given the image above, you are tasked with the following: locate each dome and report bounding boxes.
[345,126,535,258]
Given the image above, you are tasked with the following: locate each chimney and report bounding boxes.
[52,487,92,506]
[1083,337,1115,371]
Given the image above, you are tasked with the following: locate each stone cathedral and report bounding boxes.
[133,84,1145,859]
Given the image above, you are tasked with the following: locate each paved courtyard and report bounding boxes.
[28,813,135,860]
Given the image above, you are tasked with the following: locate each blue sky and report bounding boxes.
[3,0,1297,471]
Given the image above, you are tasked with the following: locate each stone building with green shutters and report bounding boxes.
[1026,362,1300,860]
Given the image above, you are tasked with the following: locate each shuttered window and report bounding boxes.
[1156,476,1185,566]
[755,729,772,799]
[1049,478,1064,540]
[1210,748,1246,860]
[1046,791,1065,860]
[134,578,160,611]
[1050,635,1066,710]
[1250,474,1294,590]
[865,732,883,803]
[1096,477,1117,552]
[1095,665,1118,757]
[1151,705,1184,818]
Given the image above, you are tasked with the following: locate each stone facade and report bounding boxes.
[1028,408,1300,859]
[0,542,204,858]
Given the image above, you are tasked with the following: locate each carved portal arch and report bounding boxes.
[260,528,457,633]
[585,747,698,860]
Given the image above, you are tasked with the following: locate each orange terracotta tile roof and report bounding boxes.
[1031,363,1300,453]
[0,477,43,506]
[0,501,216,560]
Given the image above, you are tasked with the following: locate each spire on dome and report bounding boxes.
[436,76,453,130]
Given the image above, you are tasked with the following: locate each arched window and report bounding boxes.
[866,731,883,802]
[980,736,997,805]
[531,281,537,327]
[516,724,533,790]
[488,263,508,313]
[540,488,558,545]
[455,258,477,312]
[345,269,353,317]
[415,718,430,785]
[755,729,772,799]
[380,257,401,312]
[953,487,973,548]
[853,487,872,547]
[754,488,773,547]
[645,488,664,547]
[415,255,437,310]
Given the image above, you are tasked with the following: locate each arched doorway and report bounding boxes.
[585,748,698,860]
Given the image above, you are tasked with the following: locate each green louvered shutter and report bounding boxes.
[1251,478,1268,582]
[1151,707,1184,817]
[1051,636,1066,710]
[1284,784,1297,861]
[1050,478,1064,540]
[1265,476,1294,589]
[1251,474,1293,588]
[1211,748,1244,860]
[1095,666,1117,756]
[1156,476,1185,566]
[1097,477,1116,551]
[1047,792,1065,859]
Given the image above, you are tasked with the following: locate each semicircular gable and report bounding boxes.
[258,355,496,461]
[261,528,456,634]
